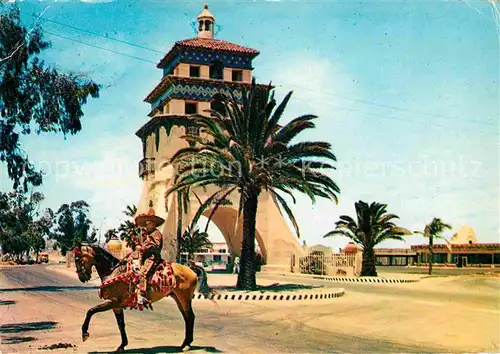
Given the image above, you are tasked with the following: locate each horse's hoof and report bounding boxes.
[82,332,90,342]
[116,346,125,352]
[180,341,192,352]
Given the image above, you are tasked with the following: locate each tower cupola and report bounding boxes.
[197,3,215,39]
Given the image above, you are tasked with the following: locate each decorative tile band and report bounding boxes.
[150,82,244,111]
[171,83,243,100]
[181,49,253,69]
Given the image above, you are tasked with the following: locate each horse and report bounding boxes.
[72,243,215,352]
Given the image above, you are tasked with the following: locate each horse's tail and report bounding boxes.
[189,264,218,303]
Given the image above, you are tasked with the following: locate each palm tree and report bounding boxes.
[323,201,410,276]
[176,191,215,263]
[117,204,141,250]
[165,80,340,289]
[180,227,212,264]
[104,228,119,243]
[414,218,452,275]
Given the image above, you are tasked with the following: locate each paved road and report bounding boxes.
[257,272,500,307]
[0,265,446,353]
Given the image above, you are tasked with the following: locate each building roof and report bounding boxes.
[198,3,214,19]
[157,38,260,68]
[344,242,360,254]
[450,225,477,244]
[177,38,259,55]
[411,243,500,253]
[307,244,333,254]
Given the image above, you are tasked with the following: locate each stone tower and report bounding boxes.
[136,4,305,272]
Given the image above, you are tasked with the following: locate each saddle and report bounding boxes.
[98,257,177,310]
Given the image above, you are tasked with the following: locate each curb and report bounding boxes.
[310,276,419,283]
[47,266,347,302]
[193,288,345,301]
[270,272,420,284]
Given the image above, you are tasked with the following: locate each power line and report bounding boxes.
[43,30,157,64]
[40,30,498,135]
[36,15,165,54]
[276,84,497,127]
[290,95,498,135]
[38,18,497,133]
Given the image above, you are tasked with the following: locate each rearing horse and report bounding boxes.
[73,243,215,352]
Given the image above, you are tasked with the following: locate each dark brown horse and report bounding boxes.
[73,243,215,352]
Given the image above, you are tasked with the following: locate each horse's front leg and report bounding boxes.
[113,308,128,352]
[82,300,114,342]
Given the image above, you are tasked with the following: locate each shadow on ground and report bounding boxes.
[0,321,58,334]
[0,285,98,293]
[212,283,321,292]
[1,336,37,344]
[88,345,222,353]
[0,300,16,305]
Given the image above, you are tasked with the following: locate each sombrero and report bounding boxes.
[135,204,165,228]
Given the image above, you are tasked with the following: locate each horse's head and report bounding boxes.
[73,243,96,283]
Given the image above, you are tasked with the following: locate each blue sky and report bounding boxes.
[1,0,498,250]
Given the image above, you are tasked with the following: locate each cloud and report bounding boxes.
[266,53,498,250]
[264,53,358,124]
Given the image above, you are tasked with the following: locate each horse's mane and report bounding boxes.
[91,245,121,268]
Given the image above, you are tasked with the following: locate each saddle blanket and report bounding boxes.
[98,260,177,308]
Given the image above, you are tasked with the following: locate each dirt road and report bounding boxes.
[1,265,498,353]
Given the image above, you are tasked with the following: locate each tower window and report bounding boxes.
[189,65,200,78]
[185,102,197,115]
[232,70,243,82]
[205,20,212,31]
[198,20,203,31]
[210,60,224,80]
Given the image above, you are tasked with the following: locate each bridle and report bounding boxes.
[73,244,93,282]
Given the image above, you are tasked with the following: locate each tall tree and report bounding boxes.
[28,207,53,261]
[0,5,99,190]
[53,200,94,255]
[0,190,53,262]
[165,80,340,289]
[323,201,410,276]
[414,218,452,275]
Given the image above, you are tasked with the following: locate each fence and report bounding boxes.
[295,253,362,276]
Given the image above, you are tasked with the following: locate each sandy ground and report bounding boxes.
[0,264,499,353]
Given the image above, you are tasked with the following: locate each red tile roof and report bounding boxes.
[157,38,259,68]
[411,243,500,253]
[177,38,259,55]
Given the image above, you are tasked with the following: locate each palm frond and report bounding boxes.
[270,190,301,239]
[323,229,356,240]
[203,187,238,233]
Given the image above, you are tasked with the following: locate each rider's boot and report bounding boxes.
[137,290,147,310]
[137,274,150,310]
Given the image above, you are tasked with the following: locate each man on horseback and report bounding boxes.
[134,204,165,307]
